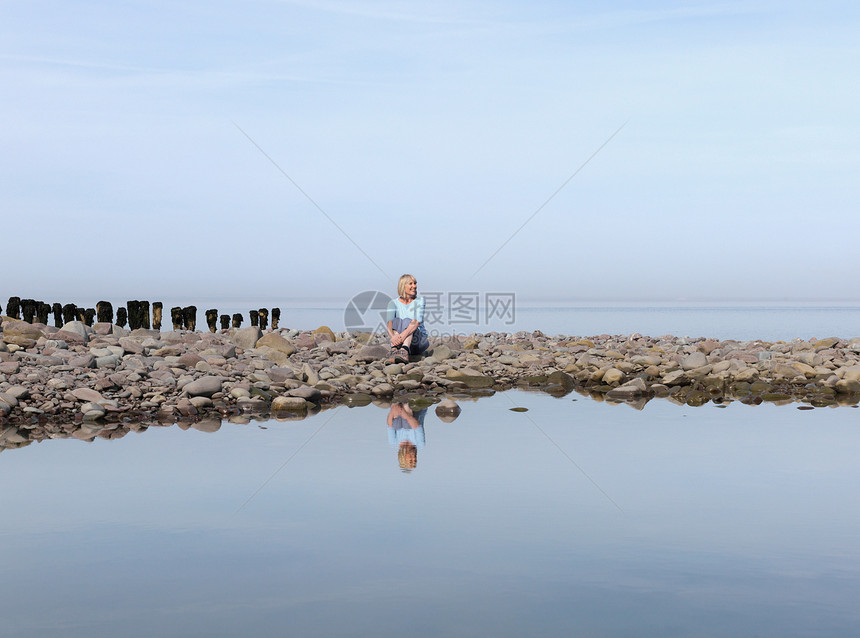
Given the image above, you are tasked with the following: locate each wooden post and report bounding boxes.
[220,314,230,330]
[96,301,113,324]
[140,301,150,330]
[170,307,183,330]
[52,303,63,328]
[271,307,280,330]
[205,309,218,333]
[6,297,21,320]
[36,302,50,325]
[249,310,259,327]
[62,304,77,325]
[182,306,197,331]
[21,299,36,323]
[152,302,163,330]
[258,308,269,330]
[116,307,128,328]
[126,300,140,330]
[84,308,95,326]
[232,313,243,328]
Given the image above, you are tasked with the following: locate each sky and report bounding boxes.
[2,0,859,305]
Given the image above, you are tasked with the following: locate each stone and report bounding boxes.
[0,361,20,374]
[356,344,389,363]
[232,326,262,349]
[183,377,223,398]
[286,385,322,402]
[71,388,107,404]
[430,344,454,361]
[256,333,297,356]
[602,368,624,385]
[682,352,708,370]
[313,326,336,342]
[68,354,96,369]
[2,320,44,341]
[271,396,309,412]
[435,399,461,422]
[60,321,91,339]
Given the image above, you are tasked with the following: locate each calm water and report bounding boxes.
[2,391,859,637]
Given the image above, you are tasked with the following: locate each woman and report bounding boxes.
[386,273,429,363]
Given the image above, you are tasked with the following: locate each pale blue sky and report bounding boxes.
[3,1,858,303]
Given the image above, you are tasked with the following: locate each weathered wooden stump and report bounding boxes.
[21,299,36,323]
[170,307,183,331]
[96,301,113,324]
[6,297,21,320]
[36,302,51,325]
[258,308,269,330]
[272,308,280,330]
[116,307,128,328]
[126,300,141,330]
[220,314,230,330]
[249,310,259,327]
[52,303,63,328]
[183,306,197,331]
[84,308,96,326]
[232,313,243,328]
[76,307,87,323]
[62,304,77,325]
[140,301,151,330]
[205,309,218,333]
[152,302,163,330]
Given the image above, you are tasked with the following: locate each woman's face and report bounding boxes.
[404,278,417,298]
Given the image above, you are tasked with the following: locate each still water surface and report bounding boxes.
[2,391,859,637]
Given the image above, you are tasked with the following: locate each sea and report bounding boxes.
[1,300,859,637]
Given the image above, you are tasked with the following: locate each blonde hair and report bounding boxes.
[398,442,418,471]
[397,274,416,298]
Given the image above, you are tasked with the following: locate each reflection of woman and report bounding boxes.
[387,403,426,472]
[386,274,429,364]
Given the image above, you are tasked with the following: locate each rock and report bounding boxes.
[430,344,454,361]
[356,344,389,363]
[602,368,624,385]
[2,320,44,341]
[0,392,18,408]
[372,383,394,396]
[68,354,96,369]
[60,321,91,339]
[835,379,860,394]
[313,326,336,342]
[268,367,298,383]
[682,352,708,370]
[71,387,107,403]
[231,326,262,349]
[435,399,461,422]
[183,377,223,398]
[0,361,21,374]
[271,396,309,412]
[256,346,291,366]
[256,333,297,356]
[286,385,321,402]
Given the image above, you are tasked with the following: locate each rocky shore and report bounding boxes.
[2,316,859,450]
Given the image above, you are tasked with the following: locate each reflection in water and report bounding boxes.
[387,403,427,472]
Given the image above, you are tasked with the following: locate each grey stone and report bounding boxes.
[232,327,262,350]
[682,352,708,370]
[286,385,321,402]
[183,377,223,398]
[356,344,389,362]
[60,321,91,339]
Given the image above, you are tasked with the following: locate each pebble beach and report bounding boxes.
[2,316,860,451]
